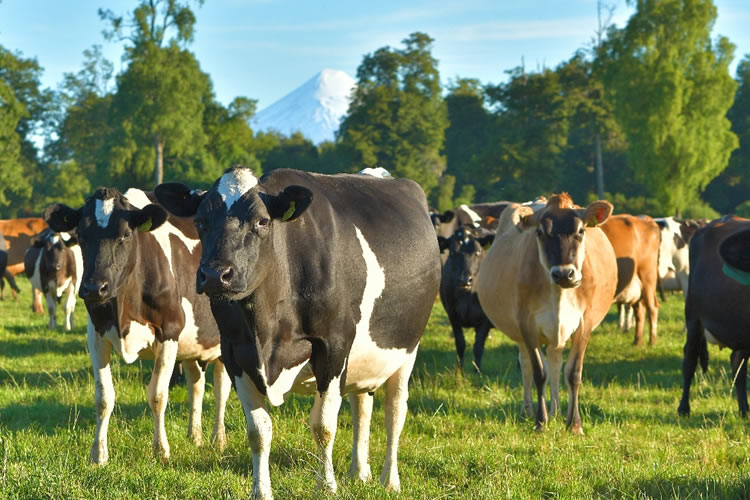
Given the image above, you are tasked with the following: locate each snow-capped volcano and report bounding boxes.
[252,69,356,144]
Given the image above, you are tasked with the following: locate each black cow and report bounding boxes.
[155,166,441,499]
[24,229,82,330]
[438,226,495,371]
[0,230,7,298]
[720,227,750,280]
[679,216,750,417]
[44,187,231,465]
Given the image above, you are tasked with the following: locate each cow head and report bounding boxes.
[36,231,77,298]
[154,166,313,300]
[516,194,612,288]
[43,188,168,303]
[438,226,494,291]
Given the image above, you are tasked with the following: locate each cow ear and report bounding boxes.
[132,204,169,232]
[267,185,313,222]
[580,200,613,227]
[60,232,79,247]
[44,204,81,233]
[154,182,206,217]
[478,233,495,249]
[439,210,455,223]
[510,205,536,231]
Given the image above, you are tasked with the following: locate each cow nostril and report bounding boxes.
[567,269,575,280]
[99,282,109,296]
[220,267,233,285]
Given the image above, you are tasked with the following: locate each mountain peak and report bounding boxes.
[252,69,356,144]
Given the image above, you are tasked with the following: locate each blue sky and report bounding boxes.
[1,0,749,111]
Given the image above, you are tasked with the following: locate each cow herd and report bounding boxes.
[0,166,749,499]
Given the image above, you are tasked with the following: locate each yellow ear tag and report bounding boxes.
[139,217,152,232]
[281,201,296,221]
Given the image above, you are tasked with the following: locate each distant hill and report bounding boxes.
[251,69,356,144]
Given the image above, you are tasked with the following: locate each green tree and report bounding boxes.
[704,55,750,213]
[601,0,738,214]
[101,0,209,187]
[338,32,448,195]
[261,132,320,174]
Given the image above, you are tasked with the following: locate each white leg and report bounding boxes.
[310,377,343,493]
[63,284,76,331]
[182,360,205,445]
[236,373,273,500]
[45,292,57,330]
[381,348,418,493]
[88,320,114,465]
[626,304,635,331]
[147,339,179,463]
[617,303,625,330]
[348,392,373,482]
[547,347,563,416]
[518,345,534,418]
[211,358,231,450]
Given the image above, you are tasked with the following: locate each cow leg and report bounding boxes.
[617,303,626,330]
[382,347,418,492]
[472,320,491,373]
[644,289,659,345]
[32,288,44,314]
[626,303,635,331]
[211,358,231,450]
[565,326,590,435]
[236,373,273,500]
[518,345,535,418]
[632,300,646,346]
[63,284,76,331]
[730,350,749,418]
[678,316,705,417]
[88,320,115,465]
[5,271,19,298]
[348,392,373,482]
[182,359,205,446]
[45,292,57,330]
[310,378,343,493]
[547,346,564,417]
[451,322,467,371]
[147,339,179,462]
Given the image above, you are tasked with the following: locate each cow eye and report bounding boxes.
[119,231,132,243]
[256,218,270,230]
[578,227,585,236]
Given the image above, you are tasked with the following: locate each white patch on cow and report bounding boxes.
[175,297,221,361]
[217,169,258,210]
[534,288,584,349]
[95,198,115,228]
[234,372,274,500]
[358,167,391,178]
[28,249,42,295]
[49,234,60,245]
[54,277,72,299]
[344,226,410,393]
[123,188,200,277]
[615,275,642,304]
[704,329,726,349]
[59,231,72,243]
[257,360,314,407]
[103,322,155,364]
[71,245,83,293]
[458,204,482,228]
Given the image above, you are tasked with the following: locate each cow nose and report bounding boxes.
[198,265,234,294]
[551,267,578,288]
[460,276,473,288]
[54,264,62,271]
[80,280,109,301]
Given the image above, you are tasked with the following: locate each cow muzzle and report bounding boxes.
[79,279,110,302]
[550,265,581,289]
[197,264,235,296]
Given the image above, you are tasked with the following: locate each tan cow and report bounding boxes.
[600,214,661,345]
[0,218,48,310]
[477,194,617,434]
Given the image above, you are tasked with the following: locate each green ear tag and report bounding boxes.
[281,201,296,221]
[139,217,153,232]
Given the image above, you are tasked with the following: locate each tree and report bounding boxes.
[101,0,208,186]
[704,55,750,213]
[601,0,738,215]
[338,32,448,196]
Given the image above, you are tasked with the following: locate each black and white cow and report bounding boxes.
[654,217,706,295]
[24,229,83,330]
[438,226,495,371]
[43,187,231,465]
[0,230,8,298]
[155,166,441,499]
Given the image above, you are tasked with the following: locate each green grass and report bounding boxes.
[1,276,749,499]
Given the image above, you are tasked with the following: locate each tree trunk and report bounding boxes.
[154,134,163,187]
[595,132,604,199]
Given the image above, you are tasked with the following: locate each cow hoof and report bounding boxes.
[677,406,690,417]
[212,431,227,451]
[90,448,108,465]
[569,425,584,436]
[349,464,372,482]
[534,422,546,432]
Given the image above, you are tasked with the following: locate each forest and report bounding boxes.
[1,0,749,220]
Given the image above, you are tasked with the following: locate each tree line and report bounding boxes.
[1,0,749,220]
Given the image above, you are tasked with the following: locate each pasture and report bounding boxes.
[0,276,748,499]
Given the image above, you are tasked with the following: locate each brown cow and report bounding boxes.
[0,217,48,309]
[600,214,661,345]
[477,194,617,434]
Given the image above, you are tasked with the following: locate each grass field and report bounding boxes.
[1,275,749,499]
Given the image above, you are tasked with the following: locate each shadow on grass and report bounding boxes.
[593,476,750,498]
[0,335,85,358]
[584,352,684,388]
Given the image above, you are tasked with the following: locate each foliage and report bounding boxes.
[681,199,721,220]
[600,0,738,215]
[338,32,448,196]
[2,279,750,498]
[704,55,750,213]
[261,132,320,174]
